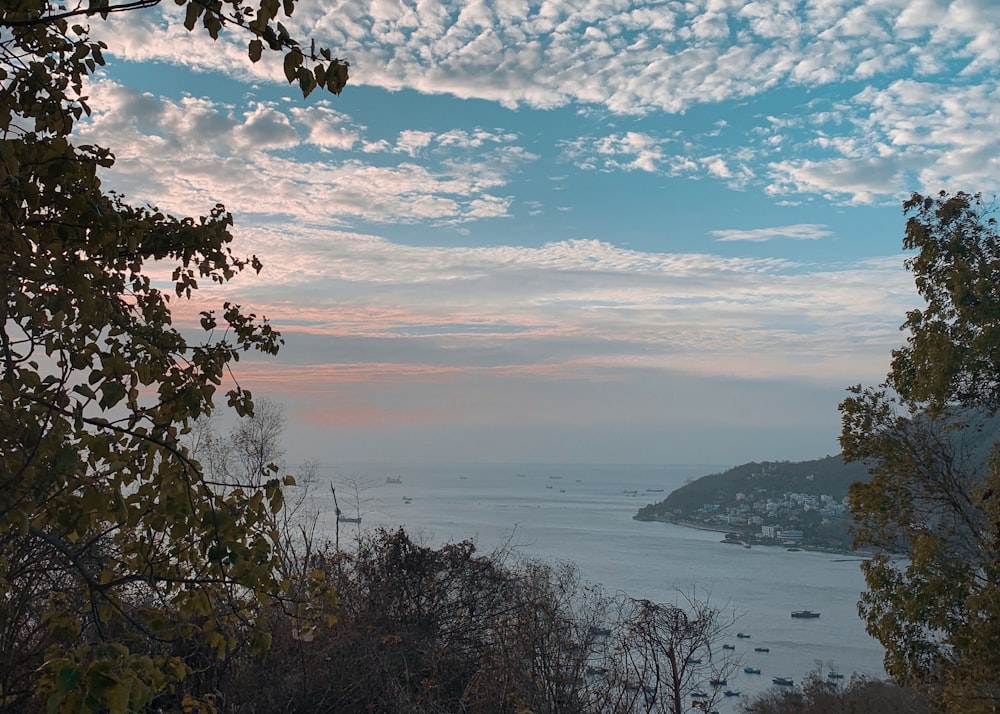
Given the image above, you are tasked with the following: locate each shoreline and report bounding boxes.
[634,514,859,556]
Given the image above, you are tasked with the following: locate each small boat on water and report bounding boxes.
[736,632,751,639]
[772,677,794,686]
[827,672,845,680]
[709,679,727,687]
[337,515,361,524]
[722,644,735,650]
[690,690,709,698]
[386,476,402,484]
[724,690,741,697]
[743,667,761,675]
[754,647,770,653]
[791,610,821,618]
[686,657,702,664]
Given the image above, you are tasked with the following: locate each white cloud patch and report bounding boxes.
[396,129,436,156]
[217,224,916,387]
[710,224,833,243]
[561,131,669,173]
[93,0,1000,116]
[764,78,1000,203]
[73,79,534,225]
[83,1,1000,207]
[289,104,364,150]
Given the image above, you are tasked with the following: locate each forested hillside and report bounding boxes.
[635,455,870,521]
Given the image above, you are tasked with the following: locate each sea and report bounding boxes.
[303,462,886,712]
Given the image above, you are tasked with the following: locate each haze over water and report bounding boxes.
[311,462,886,710]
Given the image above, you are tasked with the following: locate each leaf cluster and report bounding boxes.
[838,191,1000,710]
[1,0,347,709]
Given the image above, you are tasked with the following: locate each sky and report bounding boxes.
[74,0,1000,466]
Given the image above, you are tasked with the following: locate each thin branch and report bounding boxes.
[2,0,163,28]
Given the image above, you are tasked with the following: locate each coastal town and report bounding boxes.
[691,488,852,550]
[634,458,864,551]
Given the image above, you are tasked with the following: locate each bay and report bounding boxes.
[306,462,886,710]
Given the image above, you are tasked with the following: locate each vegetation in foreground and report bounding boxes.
[840,192,1000,712]
[4,0,1000,707]
[739,673,932,714]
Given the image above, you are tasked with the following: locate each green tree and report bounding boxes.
[1,1,345,710]
[839,191,1000,712]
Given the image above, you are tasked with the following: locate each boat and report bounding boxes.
[690,690,709,698]
[754,647,770,652]
[685,657,702,664]
[827,672,845,680]
[772,677,794,686]
[736,632,751,639]
[516,473,527,478]
[646,488,664,492]
[459,475,467,480]
[791,610,821,618]
[724,690,741,697]
[743,667,761,675]
[709,679,726,687]
[722,644,735,650]
[743,543,751,549]
[786,547,801,552]
[549,475,562,479]
[337,515,361,524]
[385,476,402,484]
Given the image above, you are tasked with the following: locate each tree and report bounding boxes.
[739,673,933,714]
[1,1,345,710]
[839,191,1000,711]
[595,592,740,714]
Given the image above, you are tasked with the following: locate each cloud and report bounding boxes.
[73,79,534,225]
[94,1,999,116]
[84,2,1000,208]
[710,224,833,243]
[187,224,918,395]
[561,131,670,173]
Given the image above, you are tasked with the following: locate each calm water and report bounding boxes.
[304,462,886,710]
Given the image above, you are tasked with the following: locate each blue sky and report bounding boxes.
[77,0,1000,465]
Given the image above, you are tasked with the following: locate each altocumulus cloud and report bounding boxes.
[711,224,833,243]
[73,79,534,225]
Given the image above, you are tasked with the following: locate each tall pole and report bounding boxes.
[331,485,340,554]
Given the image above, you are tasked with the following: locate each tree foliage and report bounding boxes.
[210,526,739,714]
[1,1,345,710]
[839,191,1000,712]
[739,673,933,714]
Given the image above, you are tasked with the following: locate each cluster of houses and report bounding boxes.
[686,486,852,547]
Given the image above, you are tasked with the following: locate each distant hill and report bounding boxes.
[635,455,871,522]
[636,415,1000,549]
